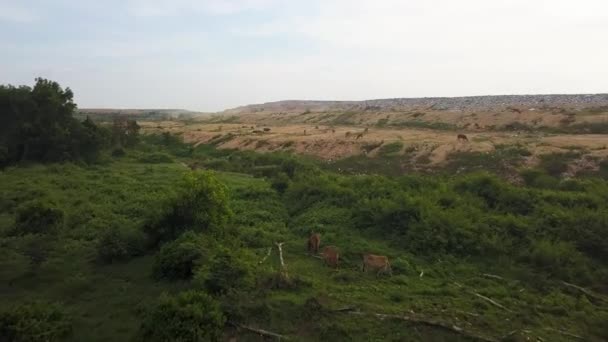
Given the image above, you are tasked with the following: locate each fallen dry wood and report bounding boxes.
[453,282,512,313]
[229,321,289,340]
[561,281,606,303]
[346,311,498,342]
[481,273,504,281]
[472,292,512,313]
[544,327,584,340]
[258,247,272,265]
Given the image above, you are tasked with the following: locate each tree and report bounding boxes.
[145,171,232,246]
[0,78,108,164]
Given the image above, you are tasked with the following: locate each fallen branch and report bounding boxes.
[453,282,512,313]
[561,281,606,303]
[258,247,272,265]
[481,273,504,281]
[544,327,584,340]
[346,311,498,342]
[471,292,512,313]
[229,321,289,340]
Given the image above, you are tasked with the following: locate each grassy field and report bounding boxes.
[1,139,608,341]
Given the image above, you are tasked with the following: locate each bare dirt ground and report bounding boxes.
[140,120,608,175]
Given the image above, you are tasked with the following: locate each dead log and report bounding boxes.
[471,292,512,313]
[453,282,512,313]
[544,327,584,340]
[481,273,504,281]
[229,321,289,340]
[561,281,606,303]
[346,311,498,342]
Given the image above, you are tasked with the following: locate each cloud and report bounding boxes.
[0,2,37,23]
[128,0,280,17]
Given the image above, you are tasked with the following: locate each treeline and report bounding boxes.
[0,79,140,167]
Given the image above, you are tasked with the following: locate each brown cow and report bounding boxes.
[457,134,468,142]
[355,133,364,139]
[307,233,320,254]
[362,254,392,276]
[321,246,339,269]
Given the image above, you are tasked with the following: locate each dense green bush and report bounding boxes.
[145,171,232,246]
[96,226,146,263]
[199,249,253,295]
[153,232,206,280]
[12,200,64,236]
[0,301,72,341]
[137,291,225,342]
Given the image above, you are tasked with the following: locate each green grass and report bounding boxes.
[2,144,608,341]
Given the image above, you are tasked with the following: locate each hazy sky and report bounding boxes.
[2,0,607,111]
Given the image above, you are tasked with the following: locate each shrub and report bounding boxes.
[0,301,72,341]
[199,249,253,295]
[378,141,403,156]
[12,200,64,236]
[111,147,126,157]
[153,232,206,280]
[145,171,232,246]
[96,226,146,263]
[539,152,579,177]
[137,291,225,342]
[527,240,591,282]
[137,152,173,164]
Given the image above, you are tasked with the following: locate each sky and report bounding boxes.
[1,0,607,111]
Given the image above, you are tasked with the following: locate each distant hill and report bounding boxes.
[224,94,608,114]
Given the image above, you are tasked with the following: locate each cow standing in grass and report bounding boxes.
[322,246,339,269]
[307,233,320,254]
[457,134,468,142]
[362,254,392,276]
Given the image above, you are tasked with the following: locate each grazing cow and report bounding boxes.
[307,233,320,254]
[457,134,468,142]
[362,254,392,276]
[322,246,339,269]
[356,133,364,139]
[345,131,352,138]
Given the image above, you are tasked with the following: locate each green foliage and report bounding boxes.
[0,301,72,342]
[153,232,207,280]
[377,141,403,157]
[199,248,253,295]
[539,152,579,177]
[12,200,63,236]
[145,171,232,246]
[0,78,109,164]
[526,240,591,281]
[137,152,173,164]
[137,291,225,342]
[96,226,146,263]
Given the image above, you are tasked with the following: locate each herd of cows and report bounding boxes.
[307,232,393,276]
